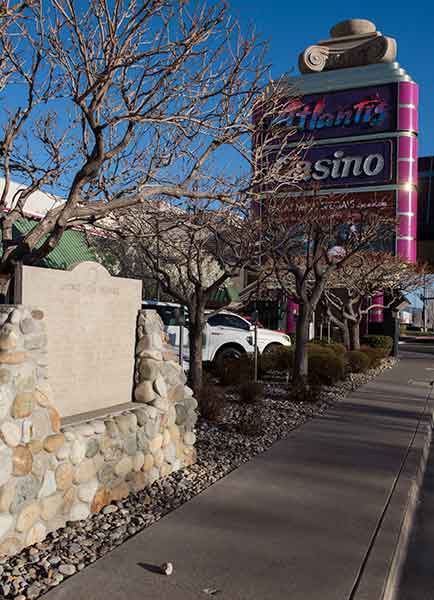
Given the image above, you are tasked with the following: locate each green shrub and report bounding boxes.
[238,381,264,404]
[310,339,347,356]
[346,350,370,373]
[308,347,345,386]
[360,345,388,368]
[361,335,393,354]
[218,355,254,386]
[199,384,226,422]
[260,347,293,373]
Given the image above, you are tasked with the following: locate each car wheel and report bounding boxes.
[263,343,283,354]
[215,346,244,370]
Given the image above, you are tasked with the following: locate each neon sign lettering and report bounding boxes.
[298,149,386,182]
[272,95,388,132]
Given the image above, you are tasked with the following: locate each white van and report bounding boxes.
[142,301,291,368]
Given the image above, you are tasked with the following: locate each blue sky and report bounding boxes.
[230,0,433,157]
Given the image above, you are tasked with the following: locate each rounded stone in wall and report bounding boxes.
[136,429,150,452]
[71,439,86,465]
[26,522,46,546]
[169,424,180,442]
[97,464,116,486]
[125,434,137,456]
[133,452,145,472]
[62,487,76,515]
[0,351,27,365]
[41,493,63,521]
[0,324,18,351]
[74,459,96,484]
[12,392,34,418]
[149,434,163,453]
[44,434,65,454]
[0,537,22,556]
[153,397,169,412]
[10,475,38,514]
[13,445,33,476]
[38,470,57,499]
[115,415,130,436]
[56,444,71,461]
[91,487,110,514]
[0,514,14,542]
[139,358,160,381]
[77,479,99,503]
[153,375,168,398]
[93,421,106,435]
[104,420,118,439]
[0,368,11,384]
[160,463,172,477]
[0,479,16,512]
[31,409,52,440]
[142,454,154,472]
[70,502,90,522]
[164,443,176,464]
[184,431,196,446]
[29,439,43,455]
[175,405,187,426]
[169,384,185,404]
[153,449,164,468]
[55,463,74,491]
[16,502,40,532]
[35,382,53,408]
[85,438,99,459]
[109,481,130,502]
[144,420,159,440]
[114,456,133,478]
[0,387,14,421]
[1,422,21,447]
[20,317,35,335]
[134,381,155,404]
[49,407,61,433]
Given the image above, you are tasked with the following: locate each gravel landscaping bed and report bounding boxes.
[0,358,396,599]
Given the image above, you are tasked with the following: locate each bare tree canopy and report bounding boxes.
[324,252,424,349]
[261,193,396,382]
[0,0,290,298]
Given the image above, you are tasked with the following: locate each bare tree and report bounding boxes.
[0,0,279,299]
[324,253,424,350]
[97,200,263,397]
[262,193,394,384]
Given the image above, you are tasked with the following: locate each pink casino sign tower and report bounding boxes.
[282,18,419,262]
[283,19,418,330]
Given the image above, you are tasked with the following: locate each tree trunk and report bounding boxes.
[342,319,350,350]
[188,313,204,398]
[293,302,311,385]
[349,320,361,351]
[0,273,12,304]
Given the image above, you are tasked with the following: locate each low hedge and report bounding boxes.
[309,339,347,356]
[359,345,388,368]
[346,350,370,373]
[260,347,293,373]
[360,335,393,354]
[308,347,345,386]
[218,355,254,386]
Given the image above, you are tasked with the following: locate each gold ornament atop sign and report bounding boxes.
[299,19,397,74]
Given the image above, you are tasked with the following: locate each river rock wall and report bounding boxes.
[0,306,197,557]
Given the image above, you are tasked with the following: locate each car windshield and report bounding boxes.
[207,314,250,331]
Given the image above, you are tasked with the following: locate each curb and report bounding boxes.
[382,409,434,600]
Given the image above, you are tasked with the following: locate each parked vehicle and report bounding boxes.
[141,301,291,368]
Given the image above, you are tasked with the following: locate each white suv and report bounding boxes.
[142,302,291,368]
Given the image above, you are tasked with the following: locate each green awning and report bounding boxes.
[11,218,97,270]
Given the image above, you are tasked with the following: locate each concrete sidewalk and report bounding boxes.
[44,351,434,600]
